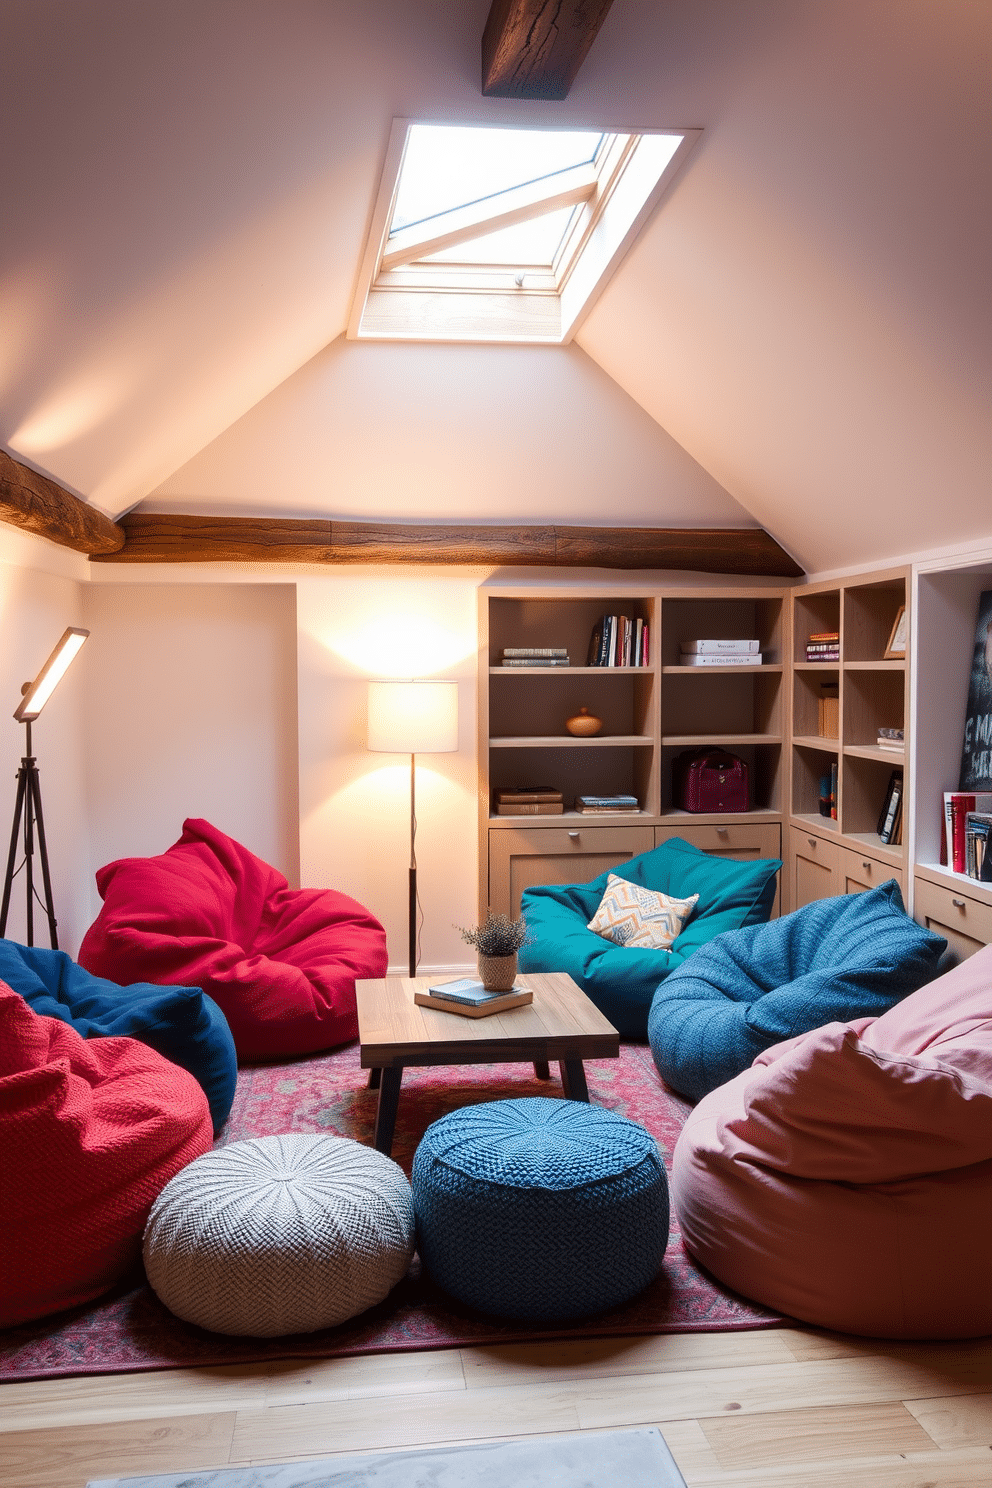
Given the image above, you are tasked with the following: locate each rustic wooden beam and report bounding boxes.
[0,450,125,555]
[482,0,617,99]
[92,514,803,577]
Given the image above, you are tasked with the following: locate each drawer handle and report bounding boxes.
[807,837,817,848]
[951,897,966,909]
[862,861,872,871]
[568,831,580,840]
[717,827,729,837]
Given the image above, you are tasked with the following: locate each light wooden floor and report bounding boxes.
[2,1325,991,1487]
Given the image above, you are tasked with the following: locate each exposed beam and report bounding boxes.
[381,164,597,271]
[482,0,617,100]
[0,450,125,555]
[92,514,804,577]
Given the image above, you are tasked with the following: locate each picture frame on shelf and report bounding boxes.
[958,589,992,792]
[883,605,907,659]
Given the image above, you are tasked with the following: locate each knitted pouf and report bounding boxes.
[143,1133,415,1336]
[412,1098,669,1321]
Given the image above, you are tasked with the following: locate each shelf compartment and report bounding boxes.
[488,743,657,817]
[843,753,903,841]
[793,667,839,744]
[487,595,654,668]
[793,589,840,664]
[661,668,782,739]
[792,742,839,820]
[659,594,785,666]
[660,741,782,814]
[843,579,907,663]
[843,667,905,749]
[488,668,654,740]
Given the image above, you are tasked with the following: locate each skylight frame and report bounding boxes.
[349,121,700,346]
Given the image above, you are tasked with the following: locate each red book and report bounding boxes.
[950,794,976,873]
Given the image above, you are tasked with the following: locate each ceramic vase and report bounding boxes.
[565,706,602,736]
[477,952,518,991]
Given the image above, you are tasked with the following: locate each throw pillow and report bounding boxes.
[587,874,699,950]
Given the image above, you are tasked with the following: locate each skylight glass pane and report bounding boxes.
[423,206,577,266]
[392,125,602,233]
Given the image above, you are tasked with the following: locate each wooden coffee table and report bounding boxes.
[355,971,620,1156]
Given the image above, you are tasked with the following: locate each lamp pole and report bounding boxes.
[0,716,60,947]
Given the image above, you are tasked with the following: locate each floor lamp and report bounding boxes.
[367,679,459,977]
[1,626,89,948]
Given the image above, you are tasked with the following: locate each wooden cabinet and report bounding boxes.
[839,844,904,896]
[489,825,655,917]
[913,873,992,963]
[656,821,782,914]
[789,825,840,907]
[480,585,788,918]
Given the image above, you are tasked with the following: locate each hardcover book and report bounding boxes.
[679,639,760,654]
[416,980,533,1018]
[679,653,762,667]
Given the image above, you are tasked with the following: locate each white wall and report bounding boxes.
[80,582,300,927]
[0,530,90,953]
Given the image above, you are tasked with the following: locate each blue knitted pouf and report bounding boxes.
[411,1098,669,1321]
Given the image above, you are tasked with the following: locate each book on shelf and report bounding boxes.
[416,980,533,1018]
[943,791,992,872]
[496,802,565,815]
[494,786,562,803]
[965,812,992,881]
[808,631,840,642]
[502,647,568,658]
[575,804,641,814]
[806,645,840,661]
[876,727,904,752]
[818,682,839,738]
[830,760,838,820]
[586,614,648,667]
[678,652,762,667]
[575,794,639,813]
[877,770,903,844]
[679,638,760,655]
[500,656,570,667]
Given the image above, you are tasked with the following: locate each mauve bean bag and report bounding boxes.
[671,944,992,1338]
[0,982,212,1327]
[80,819,387,1061]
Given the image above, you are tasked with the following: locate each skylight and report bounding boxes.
[350,122,699,345]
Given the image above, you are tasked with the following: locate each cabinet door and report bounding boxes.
[789,826,840,909]
[489,826,655,917]
[655,822,782,915]
[913,876,992,963]
[839,846,904,897]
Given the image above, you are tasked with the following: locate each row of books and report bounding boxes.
[818,763,838,820]
[942,791,992,877]
[500,648,569,667]
[677,638,763,668]
[492,786,639,816]
[586,615,649,667]
[806,631,840,663]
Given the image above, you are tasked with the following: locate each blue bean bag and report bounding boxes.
[648,880,947,1101]
[0,938,237,1134]
[519,837,782,1038]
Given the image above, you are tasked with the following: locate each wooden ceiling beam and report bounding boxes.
[92,514,804,577]
[482,0,617,100]
[0,450,125,555]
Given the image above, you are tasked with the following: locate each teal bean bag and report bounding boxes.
[0,937,237,1135]
[647,880,947,1101]
[518,838,781,1037]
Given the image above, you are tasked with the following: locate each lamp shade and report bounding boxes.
[367,681,459,754]
[14,627,90,722]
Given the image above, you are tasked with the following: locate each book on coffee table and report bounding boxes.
[415,978,534,1018]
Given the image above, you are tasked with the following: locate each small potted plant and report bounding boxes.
[457,912,533,991]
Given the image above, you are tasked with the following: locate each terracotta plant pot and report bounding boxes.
[477,953,518,991]
[565,706,602,737]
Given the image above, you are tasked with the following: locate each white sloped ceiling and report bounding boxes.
[1,1,988,573]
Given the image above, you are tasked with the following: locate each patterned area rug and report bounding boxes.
[0,1041,781,1381]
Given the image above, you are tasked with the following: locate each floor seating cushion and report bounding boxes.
[648,880,947,1100]
[144,1133,415,1336]
[0,937,236,1134]
[412,1097,669,1320]
[79,818,388,1061]
[519,838,782,1037]
[0,982,212,1327]
[670,943,992,1338]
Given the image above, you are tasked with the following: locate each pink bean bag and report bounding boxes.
[0,982,212,1326]
[671,945,992,1338]
[79,819,387,1061]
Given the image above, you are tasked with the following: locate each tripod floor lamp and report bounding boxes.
[1,626,89,948]
[367,679,459,978]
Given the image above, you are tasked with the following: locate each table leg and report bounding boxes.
[373,1067,403,1155]
[533,1061,551,1081]
[559,1059,589,1101]
[367,1067,381,1089]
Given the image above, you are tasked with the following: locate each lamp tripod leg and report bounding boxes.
[29,765,59,949]
[0,766,27,937]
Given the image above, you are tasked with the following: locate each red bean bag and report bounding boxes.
[79,819,388,1061]
[671,945,992,1338]
[0,983,212,1326]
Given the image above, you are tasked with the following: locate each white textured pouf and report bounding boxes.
[143,1134,415,1336]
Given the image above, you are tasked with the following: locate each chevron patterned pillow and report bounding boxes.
[587,874,699,950]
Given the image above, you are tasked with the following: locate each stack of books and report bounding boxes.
[494,785,563,816]
[876,727,904,753]
[806,631,840,662]
[943,791,992,874]
[574,793,639,814]
[678,639,762,667]
[501,648,569,667]
[415,978,533,1019]
[586,615,649,667]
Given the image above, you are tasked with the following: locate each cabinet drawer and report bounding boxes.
[839,846,904,897]
[914,876,992,962]
[789,825,840,910]
[656,822,782,914]
[488,826,655,918]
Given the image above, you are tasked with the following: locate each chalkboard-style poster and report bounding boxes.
[959,589,992,791]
